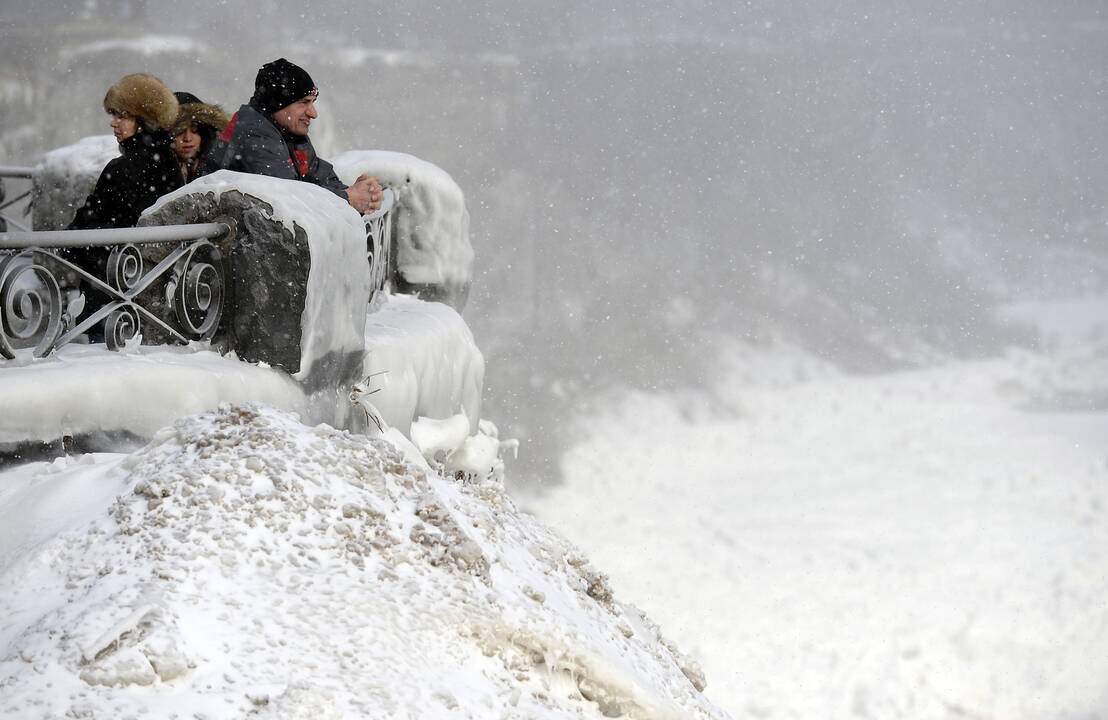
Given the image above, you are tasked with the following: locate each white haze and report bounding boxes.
[2,3,1104,479]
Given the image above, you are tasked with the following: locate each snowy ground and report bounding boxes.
[0,405,721,720]
[1,297,1104,720]
[531,299,1108,720]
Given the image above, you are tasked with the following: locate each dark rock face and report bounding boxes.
[140,190,309,375]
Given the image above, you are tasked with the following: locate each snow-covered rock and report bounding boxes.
[0,404,726,720]
[31,135,119,230]
[333,150,473,310]
[144,170,371,389]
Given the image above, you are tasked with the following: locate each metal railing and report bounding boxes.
[0,178,399,361]
[0,166,34,233]
[364,187,395,304]
[0,223,229,359]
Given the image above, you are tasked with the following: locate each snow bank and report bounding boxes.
[356,293,484,437]
[145,170,371,388]
[333,150,473,308]
[0,404,725,720]
[32,135,119,230]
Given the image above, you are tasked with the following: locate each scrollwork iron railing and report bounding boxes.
[364,187,395,304]
[0,166,34,233]
[0,223,229,359]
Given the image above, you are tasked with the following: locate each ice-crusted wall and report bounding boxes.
[357,293,484,437]
[0,295,485,450]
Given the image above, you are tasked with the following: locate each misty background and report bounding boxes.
[1,0,1104,485]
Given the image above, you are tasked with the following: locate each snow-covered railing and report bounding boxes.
[0,165,34,233]
[0,223,228,358]
[364,187,395,304]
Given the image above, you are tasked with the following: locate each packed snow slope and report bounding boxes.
[533,314,1108,720]
[0,404,724,720]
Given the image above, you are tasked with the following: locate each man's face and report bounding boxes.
[272,95,318,136]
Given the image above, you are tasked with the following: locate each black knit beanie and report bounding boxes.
[251,58,317,115]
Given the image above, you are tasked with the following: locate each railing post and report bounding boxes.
[364,187,396,305]
[0,166,35,234]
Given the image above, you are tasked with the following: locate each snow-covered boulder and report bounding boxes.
[31,135,119,230]
[142,171,371,388]
[334,150,473,310]
[0,404,726,719]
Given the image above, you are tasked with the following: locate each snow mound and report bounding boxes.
[333,150,473,305]
[32,135,119,230]
[0,404,725,719]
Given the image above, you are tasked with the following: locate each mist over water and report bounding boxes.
[1,1,1104,484]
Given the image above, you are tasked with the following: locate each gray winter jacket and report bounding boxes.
[201,103,346,197]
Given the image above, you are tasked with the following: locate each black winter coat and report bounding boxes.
[201,103,347,197]
[69,130,183,230]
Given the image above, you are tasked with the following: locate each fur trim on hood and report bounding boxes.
[172,100,230,136]
[103,73,178,131]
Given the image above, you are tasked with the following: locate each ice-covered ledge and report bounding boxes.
[0,294,482,450]
[355,293,484,437]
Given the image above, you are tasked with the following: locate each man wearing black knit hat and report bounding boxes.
[203,58,382,214]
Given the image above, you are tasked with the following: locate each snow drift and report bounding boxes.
[0,404,724,719]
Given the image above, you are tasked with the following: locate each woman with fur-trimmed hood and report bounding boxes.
[171,91,229,183]
[69,73,183,229]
